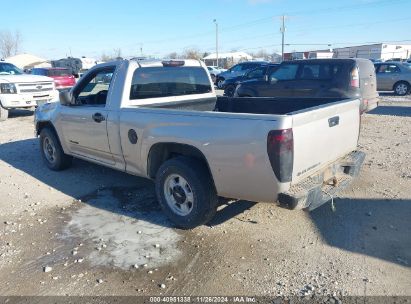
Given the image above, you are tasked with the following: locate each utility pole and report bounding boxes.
[280,15,286,61]
[213,19,219,67]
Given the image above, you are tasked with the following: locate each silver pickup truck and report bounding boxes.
[35,59,365,228]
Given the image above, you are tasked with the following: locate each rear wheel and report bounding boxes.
[393,81,410,96]
[155,157,218,229]
[40,127,73,171]
[0,106,9,121]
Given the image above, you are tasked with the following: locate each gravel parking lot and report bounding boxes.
[0,94,410,297]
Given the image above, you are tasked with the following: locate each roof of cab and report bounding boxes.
[131,58,203,67]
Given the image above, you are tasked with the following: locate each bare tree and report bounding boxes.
[182,48,202,60]
[167,52,178,59]
[252,49,270,60]
[113,48,122,60]
[0,30,22,58]
[101,52,111,62]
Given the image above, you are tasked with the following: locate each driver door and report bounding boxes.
[59,66,115,165]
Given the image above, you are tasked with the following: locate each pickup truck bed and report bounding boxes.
[145,96,347,115]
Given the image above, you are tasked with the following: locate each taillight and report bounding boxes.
[267,129,293,183]
[351,67,360,88]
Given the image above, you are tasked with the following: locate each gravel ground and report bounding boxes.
[0,94,410,297]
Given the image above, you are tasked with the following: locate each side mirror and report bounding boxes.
[59,91,74,106]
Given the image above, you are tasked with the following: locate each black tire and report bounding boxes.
[393,81,410,96]
[0,106,9,122]
[40,127,73,171]
[217,77,225,89]
[224,84,236,97]
[155,157,218,229]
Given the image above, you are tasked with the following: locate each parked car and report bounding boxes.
[235,59,379,113]
[35,59,365,228]
[374,62,411,95]
[32,68,76,90]
[216,61,269,89]
[223,63,280,96]
[0,62,58,121]
[206,66,222,83]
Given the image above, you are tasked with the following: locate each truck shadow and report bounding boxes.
[0,138,252,228]
[369,105,411,117]
[310,198,411,267]
[8,109,34,118]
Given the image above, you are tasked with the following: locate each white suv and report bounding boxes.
[0,62,59,121]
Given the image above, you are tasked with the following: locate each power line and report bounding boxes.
[135,0,407,51]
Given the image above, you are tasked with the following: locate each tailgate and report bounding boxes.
[291,99,360,183]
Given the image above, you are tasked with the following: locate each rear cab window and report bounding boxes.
[129,66,212,102]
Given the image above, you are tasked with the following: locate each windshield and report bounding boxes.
[31,68,48,76]
[0,63,23,75]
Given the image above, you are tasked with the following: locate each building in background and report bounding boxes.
[283,43,411,61]
[5,53,50,69]
[203,52,252,68]
[333,43,411,61]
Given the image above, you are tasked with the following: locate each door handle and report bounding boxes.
[328,116,340,127]
[92,112,105,123]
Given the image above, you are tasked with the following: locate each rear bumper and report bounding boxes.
[278,151,365,211]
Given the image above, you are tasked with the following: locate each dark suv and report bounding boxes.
[222,63,280,96]
[216,61,268,89]
[235,59,379,112]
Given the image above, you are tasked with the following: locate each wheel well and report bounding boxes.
[147,143,214,181]
[36,121,57,136]
[393,80,410,90]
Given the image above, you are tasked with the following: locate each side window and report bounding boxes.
[243,63,257,71]
[129,67,211,100]
[267,65,279,75]
[246,67,266,78]
[378,64,400,73]
[73,67,115,106]
[374,65,380,73]
[230,65,242,72]
[299,64,321,79]
[298,64,342,80]
[270,64,298,81]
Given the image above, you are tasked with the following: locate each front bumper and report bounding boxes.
[0,90,59,109]
[278,151,366,211]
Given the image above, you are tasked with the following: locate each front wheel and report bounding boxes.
[40,127,73,171]
[394,81,410,96]
[155,157,218,229]
[217,78,225,89]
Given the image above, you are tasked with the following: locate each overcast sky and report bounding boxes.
[2,0,411,60]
